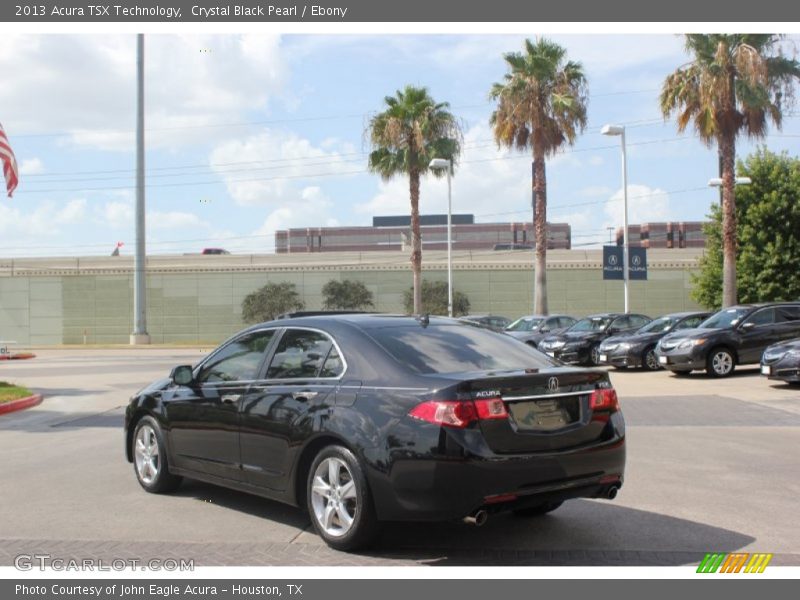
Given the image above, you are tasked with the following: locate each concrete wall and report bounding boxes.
[0,249,703,345]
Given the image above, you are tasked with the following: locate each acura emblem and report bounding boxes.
[547,377,559,392]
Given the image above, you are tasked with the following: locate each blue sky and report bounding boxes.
[1,33,799,257]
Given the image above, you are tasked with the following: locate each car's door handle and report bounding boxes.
[221,394,241,404]
[292,391,318,402]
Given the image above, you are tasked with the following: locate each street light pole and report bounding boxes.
[131,33,150,345]
[429,158,453,317]
[602,124,629,314]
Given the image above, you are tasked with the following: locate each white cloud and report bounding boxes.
[603,183,671,229]
[148,210,208,230]
[0,34,287,151]
[0,198,86,237]
[208,129,358,207]
[18,158,44,175]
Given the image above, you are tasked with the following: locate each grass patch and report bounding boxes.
[0,381,33,403]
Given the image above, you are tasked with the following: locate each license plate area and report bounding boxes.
[658,356,668,365]
[507,396,582,431]
[761,365,771,375]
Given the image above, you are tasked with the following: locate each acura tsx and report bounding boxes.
[124,314,626,550]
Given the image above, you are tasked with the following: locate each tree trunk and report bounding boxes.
[409,168,423,314]
[532,140,548,315]
[719,131,737,308]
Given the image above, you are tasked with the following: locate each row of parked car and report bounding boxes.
[461,302,800,382]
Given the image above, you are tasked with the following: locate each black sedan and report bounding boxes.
[505,314,578,348]
[655,303,800,377]
[761,338,800,384]
[124,314,626,551]
[538,313,651,366]
[597,311,710,370]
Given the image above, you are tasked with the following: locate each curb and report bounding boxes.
[0,394,43,415]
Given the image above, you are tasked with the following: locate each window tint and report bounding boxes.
[197,330,276,384]
[631,315,650,328]
[560,317,577,329]
[777,306,800,322]
[544,317,559,330]
[743,308,776,327]
[569,317,612,332]
[267,329,336,379]
[369,324,555,375]
[612,316,631,330]
[674,316,702,330]
[319,346,345,378]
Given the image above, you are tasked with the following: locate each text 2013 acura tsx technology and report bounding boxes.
[124,314,626,550]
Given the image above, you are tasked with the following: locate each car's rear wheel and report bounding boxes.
[589,344,602,366]
[132,416,182,493]
[513,500,563,517]
[706,347,736,377]
[642,346,660,371]
[307,445,380,551]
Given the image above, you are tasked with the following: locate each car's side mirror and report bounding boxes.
[740,322,756,331]
[539,326,550,333]
[170,365,194,386]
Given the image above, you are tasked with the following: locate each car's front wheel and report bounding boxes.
[132,416,182,493]
[589,344,602,366]
[642,346,660,371]
[706,347,736,377]
[307,445,380,551]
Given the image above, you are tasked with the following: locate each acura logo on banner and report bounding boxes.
[603,246,647,280]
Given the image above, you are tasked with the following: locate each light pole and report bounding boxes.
[601,124,630,314]
[429,158,453,317]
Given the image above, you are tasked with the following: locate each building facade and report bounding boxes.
[276,214,572,253]
[615,222,708,249]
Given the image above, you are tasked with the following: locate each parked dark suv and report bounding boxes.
[505,314,578,348]
[539,313,651,366]
[655,303,800,377]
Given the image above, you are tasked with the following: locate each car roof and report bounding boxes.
[663,311,711,318]
[247,313,458,332]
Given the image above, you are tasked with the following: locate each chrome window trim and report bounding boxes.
[265,326,348,381]
[501,390,592,402]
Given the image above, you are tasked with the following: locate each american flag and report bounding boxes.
[0,122,20,198]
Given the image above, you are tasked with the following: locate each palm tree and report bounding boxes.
[367,86,462,314]
[661,34,800,307]
[490,38,588,315]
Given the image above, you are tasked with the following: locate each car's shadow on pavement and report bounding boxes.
[168,481,756,566]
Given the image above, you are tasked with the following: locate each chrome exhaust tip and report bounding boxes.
[463,509,489,527]
[606,485,620,500]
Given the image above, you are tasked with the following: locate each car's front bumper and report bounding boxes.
[365,413,626,521]
[654,347,706,372]
[540,346,591,365]
[761,356,800,382]
[598,347,644,368]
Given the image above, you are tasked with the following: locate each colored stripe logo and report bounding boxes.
[697,552,773,573]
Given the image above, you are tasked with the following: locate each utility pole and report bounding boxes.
[131,33,150,344]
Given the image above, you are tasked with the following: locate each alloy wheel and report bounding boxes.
[590,345,601,365]
[134,424,160,485]
[310,457,358,538]
[645,349,659,371]
[711,350,734,376]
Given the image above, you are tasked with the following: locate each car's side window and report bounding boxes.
[612,316,630,330]
[267,329,336,380]
[676,316,704,330]
[319,346,345,378]
[777,306,800,323]
[196,330,276,384]
[743,308,776,327]
[630,315,648,328]
[561,317,576,329]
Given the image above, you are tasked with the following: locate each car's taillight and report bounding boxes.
[409,397,508,428]
[590,388,619,411]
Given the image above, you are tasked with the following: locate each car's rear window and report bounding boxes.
[367,324,556,374]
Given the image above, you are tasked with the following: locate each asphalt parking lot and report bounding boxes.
[2,348,799,567]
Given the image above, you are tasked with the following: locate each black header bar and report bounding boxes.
[2,0,799,22]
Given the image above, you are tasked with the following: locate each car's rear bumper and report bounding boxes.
[365,414,626,521]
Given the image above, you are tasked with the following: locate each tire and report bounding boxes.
[706,347,736,378]
[588,344,602,366]
[513,500,564,517]
[307,445,380,551]
[526,341,538,350]
[132,416,182,493]
[642,346,660,371]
